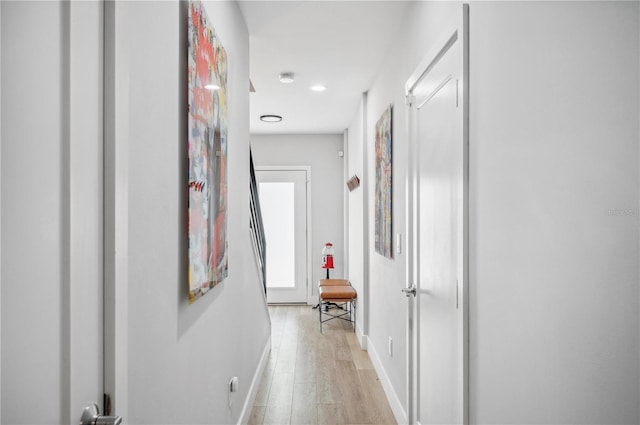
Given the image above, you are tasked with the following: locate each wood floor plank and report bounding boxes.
[315,333,335,372]
[294,344,317,383]
[258,306,396,425]
[299,314,318,347]
[267,371,295,406]
[334,359,372,424]
[263,404,292,425]
[274,343,297,375]
[329,331,353,362]
[290,381,318,425]
[316,360,342,404]
[254,367,273,406]
[271,306,286,320]
[265,346,280,372]
[271,327,285,351]
[248,405,266,425]
[358,369,397,425]
[317,403,345,425]
[346,332,374,370]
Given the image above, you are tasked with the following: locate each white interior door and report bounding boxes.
[406,6,468,425]
[256,169,309,304]
[1,1,109,423]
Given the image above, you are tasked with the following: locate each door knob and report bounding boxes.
[80,404,122,425]
[402,285,417,297]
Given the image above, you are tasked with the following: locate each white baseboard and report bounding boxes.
[237,336,271,425]
[365,336,408,425]
[355,323,367,350]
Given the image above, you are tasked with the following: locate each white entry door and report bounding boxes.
[1,1,110,423]
[406,6,469,425]
[256,169,309,304]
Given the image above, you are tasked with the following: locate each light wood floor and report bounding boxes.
[249,305,397,425]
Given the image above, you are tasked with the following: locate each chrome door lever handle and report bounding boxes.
[402,285,417,297]
[81,404,122,425]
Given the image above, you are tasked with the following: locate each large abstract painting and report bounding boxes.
[187,0,228,304]
[375,105,393,259]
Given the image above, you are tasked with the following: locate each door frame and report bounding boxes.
[104,0,130,418]
[404,5,469,424]
[255,165,313,305]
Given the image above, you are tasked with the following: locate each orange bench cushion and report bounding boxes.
[319,285,357,301]
[318,278,349,287]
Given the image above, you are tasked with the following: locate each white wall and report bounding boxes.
[347,1,640,423]
[347,97,366,336]
[251,134,345,300]
[125,2,270,424]
[362,34,410,422]
[469,2,639,423]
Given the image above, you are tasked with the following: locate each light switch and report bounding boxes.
[396,233,402,254]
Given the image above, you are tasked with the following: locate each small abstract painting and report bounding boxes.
[375,105,393,259]
[187,0,228,303]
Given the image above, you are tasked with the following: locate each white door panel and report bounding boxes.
[418,74,462,425]
[1,1,105,423]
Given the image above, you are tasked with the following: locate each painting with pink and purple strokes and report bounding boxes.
[187,0,228,304]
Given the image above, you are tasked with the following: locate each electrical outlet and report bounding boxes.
[388,337,393,357]
[228,376,238,408]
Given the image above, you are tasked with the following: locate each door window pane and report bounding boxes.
[259,182,295,288]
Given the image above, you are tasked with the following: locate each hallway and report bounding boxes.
[249,305,397,425]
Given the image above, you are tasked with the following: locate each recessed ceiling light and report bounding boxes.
[260,114,283,123]
[204,84,220,91]
[279,72,294,83]
[310,84,327,92]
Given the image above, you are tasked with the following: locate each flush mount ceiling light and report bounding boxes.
[260,114,283,123]
[204,84,220,91]
[279,72,294,84]
[310,84,327,92]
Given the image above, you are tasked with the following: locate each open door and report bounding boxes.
[404,5,469,425]
[1,2,122,423]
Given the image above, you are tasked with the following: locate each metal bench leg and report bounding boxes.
[319,295,322,333]
[353,299,356,332]
[350,300,353,331]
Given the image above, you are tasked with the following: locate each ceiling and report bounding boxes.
[237,1,411,135]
